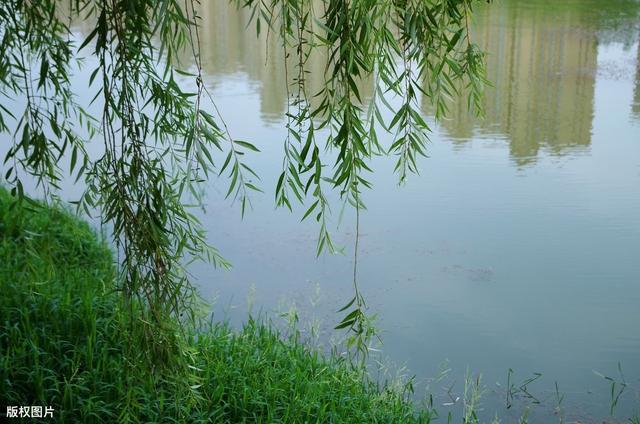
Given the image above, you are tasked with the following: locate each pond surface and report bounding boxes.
[187,1,640,421]
[4,0,640,422]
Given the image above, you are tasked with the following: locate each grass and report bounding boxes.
[0,187,431,423]
[2,188,639,423]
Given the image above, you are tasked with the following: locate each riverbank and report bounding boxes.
[0,187,428,422]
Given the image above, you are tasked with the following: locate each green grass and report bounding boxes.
[0,188,430,423]
[3,189,637,424]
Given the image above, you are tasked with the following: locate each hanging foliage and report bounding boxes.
[0,0,488,349]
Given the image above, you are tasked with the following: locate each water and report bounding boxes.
[188,1,640,421]
[4,0,640,422]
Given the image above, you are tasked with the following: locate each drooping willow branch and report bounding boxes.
[238,0,489,358]
[1,0,488,353]
[0,0,261,327]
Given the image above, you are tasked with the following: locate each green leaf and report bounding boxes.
[38,57,49,89]
[334,319,356,330]
[275,171,286,197]
[199,110,220,130]
[70,145,78,173]
[245,183,262,193]
[447,29,464,53]
[78,26,99,52]
[234,140,260,152]
[337,296,356,313]
[301,200,319,221]
[219,150,233,175]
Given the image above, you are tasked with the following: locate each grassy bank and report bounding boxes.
[0,188,429,423]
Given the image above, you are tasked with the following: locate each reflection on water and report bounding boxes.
[425,0,638,165]
[196,0,640,163]
[446,5,595,165]
[196,2,287,121]
[196,2,373,122]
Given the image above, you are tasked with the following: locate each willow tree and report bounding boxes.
[0,0,487,345]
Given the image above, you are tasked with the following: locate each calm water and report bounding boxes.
[4,0,640,422]
[188,1,640,421]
